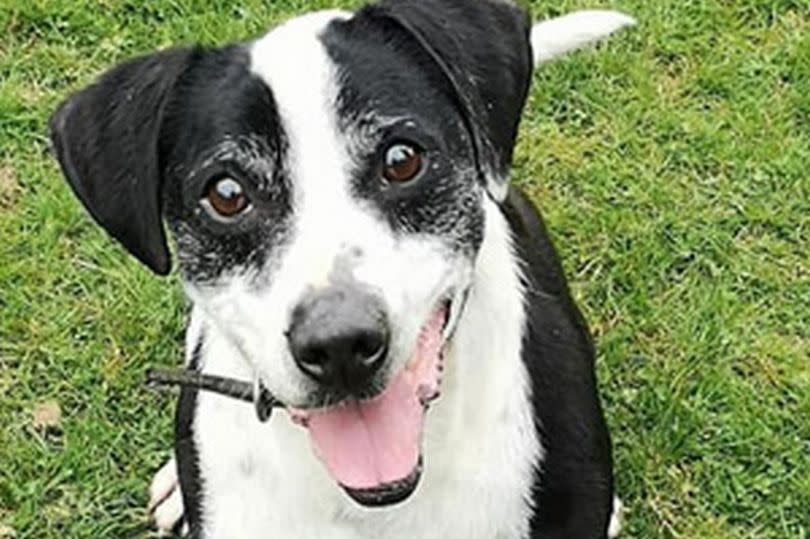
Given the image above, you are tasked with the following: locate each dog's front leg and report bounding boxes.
[149,456,187,536]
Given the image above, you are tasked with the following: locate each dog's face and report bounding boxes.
[163,10,490,406]
[50,0,533,506]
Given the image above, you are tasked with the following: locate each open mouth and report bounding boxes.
[291,301,452,507]
[145,296,463,508]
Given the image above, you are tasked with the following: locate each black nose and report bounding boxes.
[287,286,389,394]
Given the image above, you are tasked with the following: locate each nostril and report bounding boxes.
[294,329,388,383]
[297,347,328,377]
[353,331,388,366]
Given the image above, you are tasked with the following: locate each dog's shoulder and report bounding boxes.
[501,186,615,537]
[500,186,573,298]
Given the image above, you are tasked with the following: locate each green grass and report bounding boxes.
[1,0,808,537]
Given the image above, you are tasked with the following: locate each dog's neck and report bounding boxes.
[434,197,533,436]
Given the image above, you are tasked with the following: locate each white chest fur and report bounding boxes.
[189,203,540,539]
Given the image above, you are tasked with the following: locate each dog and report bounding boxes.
[49,1,634,537]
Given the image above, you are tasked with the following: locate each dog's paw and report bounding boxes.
[608,496,624,538]
[148,457,186,536]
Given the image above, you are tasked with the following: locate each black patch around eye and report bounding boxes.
[350,131,485,253]
[169,219,280,284]
[158,45,293,283]
[321,17,486,254]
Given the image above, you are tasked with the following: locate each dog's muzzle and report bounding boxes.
[147,287,468,509]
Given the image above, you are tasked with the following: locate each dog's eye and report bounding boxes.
[383,143,423,184]
[204,177,250,218]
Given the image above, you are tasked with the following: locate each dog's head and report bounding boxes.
[50,0,632,507]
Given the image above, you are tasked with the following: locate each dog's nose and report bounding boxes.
[287,286,389,393]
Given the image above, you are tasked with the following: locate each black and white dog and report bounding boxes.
[49,1,634,537]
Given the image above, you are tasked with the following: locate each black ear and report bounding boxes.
[374,0,533,201]
[49,48,198,275]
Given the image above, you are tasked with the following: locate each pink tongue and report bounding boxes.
[307,372,423,489]
[304,308,445,490]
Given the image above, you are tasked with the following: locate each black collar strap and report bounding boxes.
[146,368,281,423]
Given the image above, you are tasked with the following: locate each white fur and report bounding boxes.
[149,457,184,536]
[148,457,178,513]
[191,197,535,538]
[153,489,184,536]
[608,497,624,538]
[531,10,636,65]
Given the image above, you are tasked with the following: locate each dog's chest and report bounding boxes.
[194,389,534,539]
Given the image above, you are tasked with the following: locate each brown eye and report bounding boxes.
[205,177,250,218]
[383,143,423,184]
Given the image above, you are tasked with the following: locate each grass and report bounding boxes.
[1,0,808,537]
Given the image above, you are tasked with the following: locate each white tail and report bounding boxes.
[531,10,636,66]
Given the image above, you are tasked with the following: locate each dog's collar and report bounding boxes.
[146,368,280,422]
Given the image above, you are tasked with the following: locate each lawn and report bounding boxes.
[1,0,808,537]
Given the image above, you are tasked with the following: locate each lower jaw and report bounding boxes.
[342,458,423,507]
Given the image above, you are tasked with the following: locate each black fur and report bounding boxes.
[159,46,291,284]
[50,44,293,283]
[503,188,614,538]
[370,0,534,198]
[175,336,204,538]
[49,0,532,277]
[50,47,198,274]
[322,13,485,253]
[318,0,533,254]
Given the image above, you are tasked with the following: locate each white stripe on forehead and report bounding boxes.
[249,10,351,206]
[250,10,362,285]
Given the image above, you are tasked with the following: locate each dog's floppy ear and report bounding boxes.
[49,48,197,275]
[374,0,533,202]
